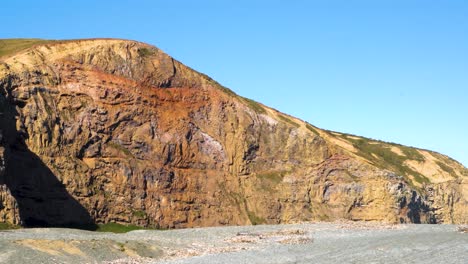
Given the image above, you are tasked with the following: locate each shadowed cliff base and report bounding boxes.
[0,91,96,230]
[3,149,97,230]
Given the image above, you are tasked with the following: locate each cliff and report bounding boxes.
[0,39,467,228]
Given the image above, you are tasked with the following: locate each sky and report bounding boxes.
[2,0,467,166]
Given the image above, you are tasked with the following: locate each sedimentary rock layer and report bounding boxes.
[0,39,466,228]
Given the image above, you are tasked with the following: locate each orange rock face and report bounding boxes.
[0,39,467,228]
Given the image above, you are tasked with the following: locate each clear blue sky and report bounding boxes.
[2,1,467,166]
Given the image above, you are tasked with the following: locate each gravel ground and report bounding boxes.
[0,222,467,264]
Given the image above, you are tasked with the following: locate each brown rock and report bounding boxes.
[0,39,466,228]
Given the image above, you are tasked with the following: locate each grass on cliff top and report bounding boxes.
[278,114,300,128]
[0,39,52,58]
[339,134,430,185]
[436,160,457,176]
[242,97,266,114]
[306,123,320,135]
[96,223,147,233]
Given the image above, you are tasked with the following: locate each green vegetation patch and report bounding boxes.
[0,39,51,58]
[199,72,238,97]
[108,142,133,157]
[137,47,155,57]
[116,242,126,252]
[306,123,320,135]
[0,222,19,230]
[278,114,300,128]
[96,223,146,233]
[132,210,147,218]
[257,171,286,185]
[343,136,430,185]
[337,132,426,162]
[436,161,457,176]
[246,210,266,225]
[219,86,238,97]
[234,192,266,226]
[242,97,267,114]
[401,147,425,162]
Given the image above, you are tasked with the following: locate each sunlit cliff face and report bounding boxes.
[0,39,467,228]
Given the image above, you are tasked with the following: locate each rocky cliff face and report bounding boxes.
[0,39,467,228]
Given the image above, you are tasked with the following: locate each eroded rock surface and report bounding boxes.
[0,39,467,228]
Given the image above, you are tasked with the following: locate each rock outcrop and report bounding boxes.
[0,39,467,228]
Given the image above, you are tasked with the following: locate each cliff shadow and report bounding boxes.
[0,92,97,230]
[406,191,435,224]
